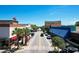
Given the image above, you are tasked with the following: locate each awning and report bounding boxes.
[10,36,17,41]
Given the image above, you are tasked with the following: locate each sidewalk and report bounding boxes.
[14,39,31,53]
[0,49,6,53]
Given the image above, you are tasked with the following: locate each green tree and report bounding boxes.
[22,28,30,35]
[31,24,38,31]
[12,28,23,48]
[52,36,66,52]
[40,26,46,32]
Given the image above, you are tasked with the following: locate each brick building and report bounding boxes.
[45,21,61,28]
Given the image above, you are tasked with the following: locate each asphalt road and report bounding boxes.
[16,31,52,53]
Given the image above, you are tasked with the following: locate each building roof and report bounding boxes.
[10,24,30,27]
[0,20,12,22]
[0,20,18,24]
[45,21,61,24]
[0,19,30,27]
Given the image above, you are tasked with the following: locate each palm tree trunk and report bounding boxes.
[23,36,26,45]
[17,35,20,49]
[25,36,27,45]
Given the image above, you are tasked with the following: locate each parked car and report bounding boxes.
[30,32,34,36]
[47,35,51,39]
[60,46,78,53]
[45,33,48,36]
[48,51,58,53]
[31,33,34,36]
[40,33,44,37]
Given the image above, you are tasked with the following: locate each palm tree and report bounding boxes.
[12,28,23,48]
[22,28,30,45]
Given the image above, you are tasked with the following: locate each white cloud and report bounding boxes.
[72,18,79,24]
[61,17,79,25]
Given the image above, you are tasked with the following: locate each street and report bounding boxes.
[15,31,52,53]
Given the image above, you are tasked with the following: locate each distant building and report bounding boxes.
[25,24,32,30]
[45,21,61,28]
[75,21,79,32]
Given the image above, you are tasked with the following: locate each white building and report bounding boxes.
[76,26,79,32]
[75,21,79,32]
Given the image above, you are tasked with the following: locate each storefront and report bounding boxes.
[0,38,9,49]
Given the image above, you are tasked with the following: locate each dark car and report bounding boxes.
[60,47,78,53]
[45,33,48,36]
[40,33,44,37]
[30,31,34,36]
[31,33,34,36]
[48,51,58,53]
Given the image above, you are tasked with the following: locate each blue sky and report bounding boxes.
[0,5,79,26]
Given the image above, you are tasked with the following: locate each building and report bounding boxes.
[0,17,32,48]
[45,21,61,28]
[25,24,32,30]
[49,27,79,48]
[75,21,79,32]
[0,17,31,40]
[49,27,71,39]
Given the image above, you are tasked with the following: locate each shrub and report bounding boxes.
[52,36,66,49]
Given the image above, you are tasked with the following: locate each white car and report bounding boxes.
[47,35,51,39]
